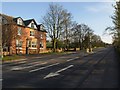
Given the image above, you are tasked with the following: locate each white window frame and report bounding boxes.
[30,31,34,36]
[28,41,31,47]
[40,25,43,30]
[17,18,22,25]
[16,40,22,48]
[40,42,43,48]
[41,34,43,39]
[31,23,34,28]
[18,27,22,35]
[32,41,37,48]
[28,40,37,49]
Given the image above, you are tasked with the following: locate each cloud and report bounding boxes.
[86,7,99,12]
[101,35,113,44]
[86,2,115,14]
[1,0,116,2]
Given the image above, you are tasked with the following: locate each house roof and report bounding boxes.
[37,24,47,33]
[13,17,25,26]
[1,14,14,23]
[24,19,38,26]
[1,13,47,32]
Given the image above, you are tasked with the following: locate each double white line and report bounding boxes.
[67,57,79,62]
[29,63,60,73]
[11,62,47,71]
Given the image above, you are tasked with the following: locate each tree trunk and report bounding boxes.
[52,39,57,52]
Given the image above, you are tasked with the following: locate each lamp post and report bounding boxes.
[26,38,29,54]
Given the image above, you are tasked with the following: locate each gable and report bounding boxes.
[1,14,13,25]
[17,17,24,26]
[2,17,8,25]
[40,24,44,30]
[28,20,37,29]
[37,24,47,33]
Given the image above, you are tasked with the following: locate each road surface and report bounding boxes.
[2,47,119,88]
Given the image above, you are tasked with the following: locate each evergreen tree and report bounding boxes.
[112,1,120,48]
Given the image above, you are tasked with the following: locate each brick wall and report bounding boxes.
[9,26,47,55]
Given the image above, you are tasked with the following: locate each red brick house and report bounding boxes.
[1,14,47,55]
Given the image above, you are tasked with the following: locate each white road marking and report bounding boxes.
[2,59,27,66]
[34,57,42,59]
[18,59,27,61]
[67,57,79,62]
[0,79,3,81]
[11,62,47,71]
[44,65,74,79]
[29,63,60,73]
[59,56,69,59]
[44,72,60,79]
[56,65,74,73]
[17,61,27,64]
[30,61,43,65]
[50,59,55,60]
[12,60,44,67]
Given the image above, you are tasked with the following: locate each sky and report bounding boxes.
[1,1,116,44]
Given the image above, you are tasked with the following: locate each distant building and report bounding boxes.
[1,14,47,55]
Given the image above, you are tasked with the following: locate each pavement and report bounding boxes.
[2,47,119,88]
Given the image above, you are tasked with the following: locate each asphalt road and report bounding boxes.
[2,47,119,88]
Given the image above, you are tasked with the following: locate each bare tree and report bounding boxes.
[72,23,93,51]
[61,10,72,51]
[2,14,28,55]
[2,15,17,55]
[43,3,71,52]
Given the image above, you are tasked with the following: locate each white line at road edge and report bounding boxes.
[11,62,47,71]
[29,63,60,73]
[44,65,74,79]
[67,57,79,62]
[0,79,3,81]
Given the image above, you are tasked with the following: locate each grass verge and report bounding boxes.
[2,51,73,62]
[2,55,25,61]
